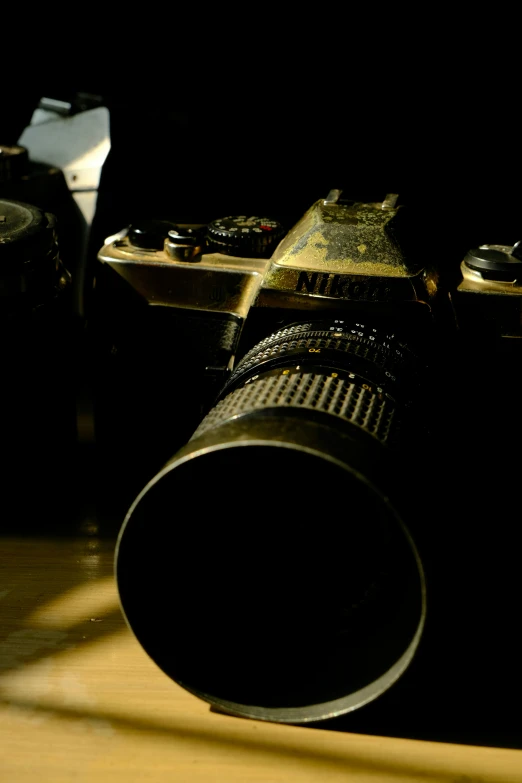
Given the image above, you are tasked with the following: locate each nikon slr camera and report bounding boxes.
[93,189,522,726]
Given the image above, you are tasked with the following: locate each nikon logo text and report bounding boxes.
[295,271,390,301]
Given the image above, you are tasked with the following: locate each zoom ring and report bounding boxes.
[192,370,399,446]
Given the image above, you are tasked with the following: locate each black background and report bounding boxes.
[4,70,521,257]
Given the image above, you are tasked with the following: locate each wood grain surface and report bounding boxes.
[1,533,521,782]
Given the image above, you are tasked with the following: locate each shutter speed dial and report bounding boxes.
[206,215,285,258]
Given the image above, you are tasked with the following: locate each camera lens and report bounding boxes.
[116,318,426,723]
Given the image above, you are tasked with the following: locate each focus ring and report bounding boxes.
[235,325,411,381]
[192,370,398,446]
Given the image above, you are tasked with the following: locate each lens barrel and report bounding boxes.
[116,319,426,722]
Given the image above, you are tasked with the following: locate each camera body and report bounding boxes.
[98,188,446,343]
[0,198,77,525]
[93,188,522,513]
[95,191,453,497]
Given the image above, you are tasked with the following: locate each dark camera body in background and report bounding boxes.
[0,199,77,524]
[0,144,89,308]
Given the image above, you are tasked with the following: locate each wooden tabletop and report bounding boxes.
[1,528,522,782]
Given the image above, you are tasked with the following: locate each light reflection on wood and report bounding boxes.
[1,536,522,782]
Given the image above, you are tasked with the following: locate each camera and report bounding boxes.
[0,197,77,524]
[1,142,87,318]
[93,189,522,724]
